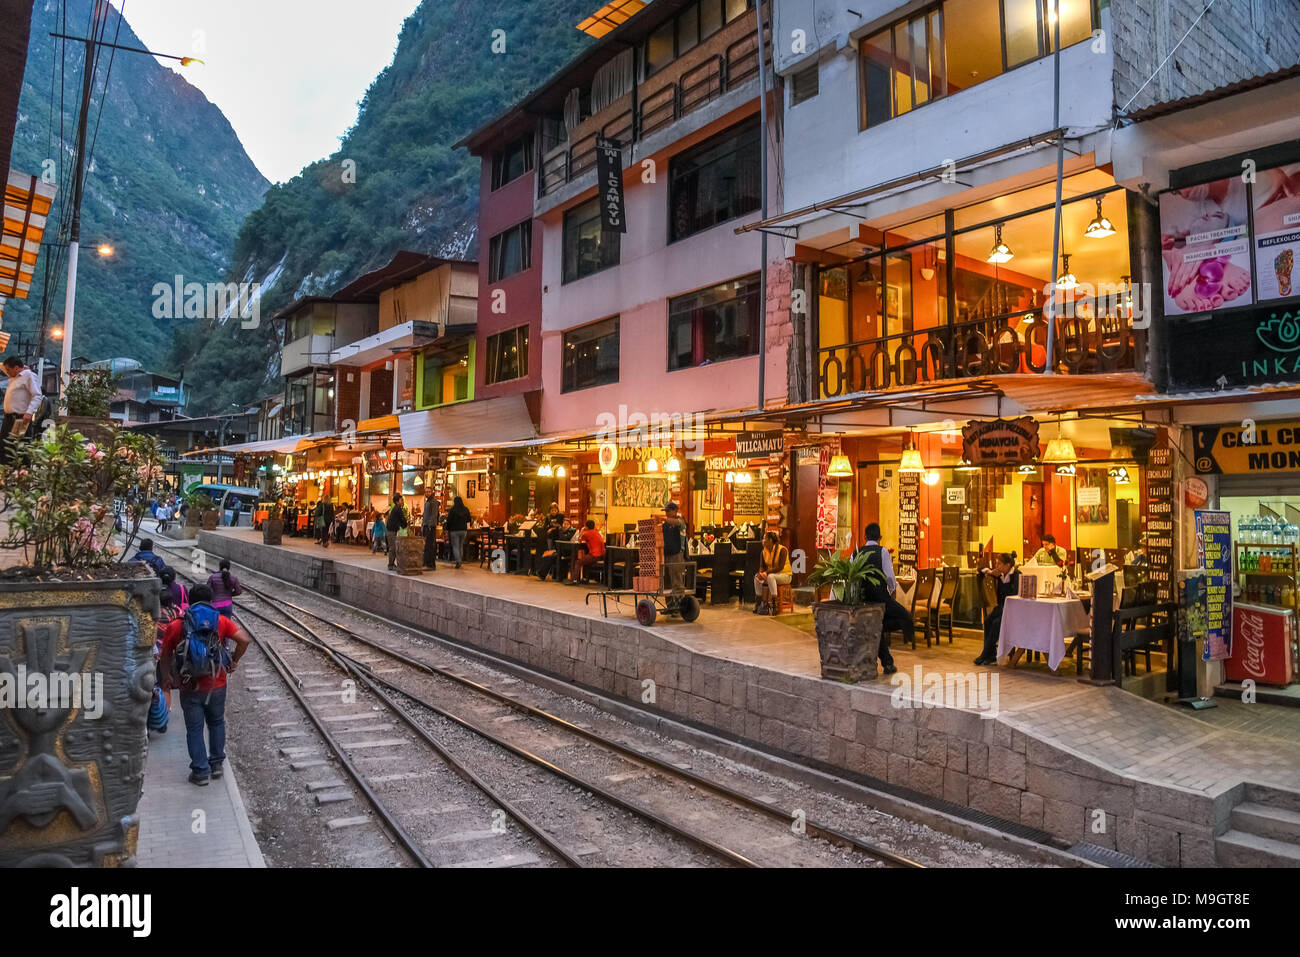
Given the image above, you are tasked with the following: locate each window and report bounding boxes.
[860,0,1095,128]
[791,63,819,106]
[491,136,533,190]
[645,1,754,77]
[563,197,620,283]
[669,118,761,242]
[562,317,620,392]
[485,325,530,385]
[668,273,761,370]
[419,342,472,408]
[488,221,532,283]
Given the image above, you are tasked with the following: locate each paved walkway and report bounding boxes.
[187,528,1300,805]
[135,698,265,868]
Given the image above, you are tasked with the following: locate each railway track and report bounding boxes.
[158,540,924,868]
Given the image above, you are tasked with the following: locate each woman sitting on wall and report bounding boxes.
[975,551,1020,667]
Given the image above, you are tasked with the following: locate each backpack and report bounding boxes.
[173,603,230,690]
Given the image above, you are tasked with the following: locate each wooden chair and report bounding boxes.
[908,568,936,648]
[935,565,959,643]
[741,540,763,603]
[775,582,795,615]
[710,542,734,605]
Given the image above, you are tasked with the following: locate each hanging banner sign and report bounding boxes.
[596,137,627,234]
[735,430,785,460]
[960,417,1040,465]
[1195,509,1233,661]
[1193,418,1300,474]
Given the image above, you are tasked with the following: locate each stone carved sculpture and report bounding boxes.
[0,578,159,867]
[812,602,884,683]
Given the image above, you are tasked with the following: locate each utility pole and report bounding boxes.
[58,0,104,411]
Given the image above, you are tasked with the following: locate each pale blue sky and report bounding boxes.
[111,0,422,183]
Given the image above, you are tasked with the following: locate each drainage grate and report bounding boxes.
[1067,842,1157,868]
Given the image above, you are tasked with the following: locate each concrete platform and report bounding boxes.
[196,527,1300,867]
[136,700,266,868]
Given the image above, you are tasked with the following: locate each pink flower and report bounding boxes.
[86,442,105,462]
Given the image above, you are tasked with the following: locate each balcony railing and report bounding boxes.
[816,310,1141,398]
[539,33,761,198]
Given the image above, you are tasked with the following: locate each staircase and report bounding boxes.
[943,466,1015,558]
[1216,784,1300,867]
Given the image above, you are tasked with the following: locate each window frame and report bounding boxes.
[485,324,531,386]
[487,220,533,284]
[666,272,763,371]
[790,62,820,106]
[562,197,621,284]
[644,0,754,79]
[667,116,763,244]
[561,316,621,394]
[858,0,1095,131]
[491,135,534,191]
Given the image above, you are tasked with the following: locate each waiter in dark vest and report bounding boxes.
[853,522,907,675]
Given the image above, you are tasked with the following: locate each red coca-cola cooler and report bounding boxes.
[1226,603,1296,685]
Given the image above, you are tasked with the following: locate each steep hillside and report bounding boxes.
[6,0,269,364]
[173,0,597,413]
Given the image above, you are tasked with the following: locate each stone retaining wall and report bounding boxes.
[202,532,1235,866]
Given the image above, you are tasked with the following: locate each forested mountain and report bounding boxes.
[6,0,269,364]
[172,0,597,413]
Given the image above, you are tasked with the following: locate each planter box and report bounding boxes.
[263,518,284,546]
[55,415,114,446]
[812,601,885,683]
[394,535,424,576]
[200,510,219,531]
[0,568,161,866]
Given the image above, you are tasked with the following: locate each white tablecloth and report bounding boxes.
[347,518,367,540]
[997,596,1090,671]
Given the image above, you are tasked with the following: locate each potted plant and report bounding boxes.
[262,500,284,545]
[57,368,118,445]
[807,551,888,683]
[0,423,166,866]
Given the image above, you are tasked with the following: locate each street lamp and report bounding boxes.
[51,1,202,411]
[96,244,114,258]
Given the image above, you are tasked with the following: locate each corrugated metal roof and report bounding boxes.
[1122,64,1300,123]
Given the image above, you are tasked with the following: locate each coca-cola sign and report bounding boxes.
[1225,605,1294,685]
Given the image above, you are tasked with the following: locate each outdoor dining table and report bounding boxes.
[551,539,579,581]
[346,518,367,542]
[997,595,1091,671]
[605,546,639,590]
[505,534,537,575]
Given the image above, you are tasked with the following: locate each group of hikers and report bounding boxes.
[132,539,251,786]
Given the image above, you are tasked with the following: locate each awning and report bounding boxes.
[988,372,1157,414]
[357,414,400,433]
[182,432,336,456]
[1,170,57,302]
[398,394,538,450]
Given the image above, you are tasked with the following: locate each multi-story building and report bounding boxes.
[275,295,378,437]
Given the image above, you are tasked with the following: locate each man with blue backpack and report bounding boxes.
[159,583,250,786]
[132,539,168,575]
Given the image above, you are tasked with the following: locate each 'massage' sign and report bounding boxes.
[961,417,1040,465]
[596,137,626,234]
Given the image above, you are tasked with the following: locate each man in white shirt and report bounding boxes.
[1,357,42,464]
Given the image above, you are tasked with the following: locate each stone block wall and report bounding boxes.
[203,531,1239,865]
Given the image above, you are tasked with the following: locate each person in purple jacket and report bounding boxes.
[207,558,243,618]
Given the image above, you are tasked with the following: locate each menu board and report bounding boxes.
[897,472,920,569]
[1146,446,1175,602]
[733,479,764,515]
[1159,176,1254,316]
[1253,162,1300,302]
[1195,509,1233,661]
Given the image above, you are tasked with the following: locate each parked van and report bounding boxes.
[189,484,260,526]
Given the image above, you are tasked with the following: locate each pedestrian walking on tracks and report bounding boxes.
[159,583,250,785]
[386,494,408,570]
[207,558,243,620]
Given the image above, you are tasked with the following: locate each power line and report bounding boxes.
[1119,0,1218,113]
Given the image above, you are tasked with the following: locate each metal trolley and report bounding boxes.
[586,561,701,626]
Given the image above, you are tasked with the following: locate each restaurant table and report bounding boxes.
[505,534,540,575]
[347,518,367,542]
[551,539,580,581]
[997,596,1091,671]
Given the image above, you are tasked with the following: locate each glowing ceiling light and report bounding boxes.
[1084,195,1116,238]
[986,223,1013,263]
[827,454,853,478]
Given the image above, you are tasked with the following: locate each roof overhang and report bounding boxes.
[398,394,539,450]
[331,320,442,366]
[1,170,58,307]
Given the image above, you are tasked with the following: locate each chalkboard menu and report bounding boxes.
[1146,445,1175,602]
[898,472,920,569]
[733,479,764,515]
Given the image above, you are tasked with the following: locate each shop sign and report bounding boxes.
[1195,509,1233,661]
[595,137,627,234]
[363,450,393,474]
[960,417,1040,465]
[617,445,673,463]
[796,447,822,466]
[1145,446,1175,603]
[1193,418,1300,474]
[450,456,489,473]
[736,430,784,461]
[1168,304,1300,392]
[705,454,741,472]
[598,442,618,475]
[897,473,920,568]
[945,487,965,505]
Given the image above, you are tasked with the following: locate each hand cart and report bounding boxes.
[586,561,701,626]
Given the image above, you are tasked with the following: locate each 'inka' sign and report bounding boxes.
[1169,304,1300,391]
[960,417,1040,465]
[1193,418,1300,474]
[735,430,784,460]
